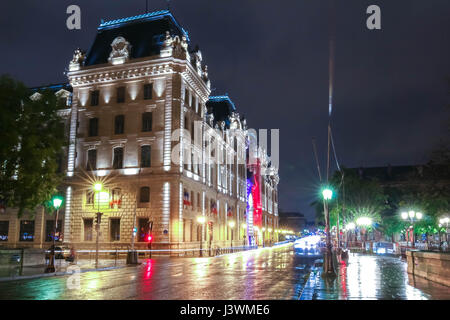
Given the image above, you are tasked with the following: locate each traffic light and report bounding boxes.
[146,234,153,243]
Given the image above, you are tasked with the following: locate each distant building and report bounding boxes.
[279,212,307,233]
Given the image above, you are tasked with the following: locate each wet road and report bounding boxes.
[0,244,448,300]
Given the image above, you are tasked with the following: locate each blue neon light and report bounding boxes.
[98,10,190,42]
[208,95,236,111]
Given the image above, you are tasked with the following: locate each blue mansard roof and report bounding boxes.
[206,95,238,128]
[84,10,190,66]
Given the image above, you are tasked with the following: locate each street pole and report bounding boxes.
[199,225,203,257]
[95,192,101,269]
[323,199,335,276]
[45,207,59,273]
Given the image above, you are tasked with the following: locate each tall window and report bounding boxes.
[90,90,99,106]
[110,188,122,209]
[141,145,151,168]
[110,218,120,241]
[19,220,34,242]
[144,83,153,100]
[114,115,124,134]
[87,149,97,170]
[138,218,150,242]
[45,220,62,242]
[0,221,9,241]
[185,88,189,105]
[142,112,152,132]
[140,187,150,203]
[88,118,99,137]
[113,147,124,169]
[117,86,125,103]
[84,219,93,241]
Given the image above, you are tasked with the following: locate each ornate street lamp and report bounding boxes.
[401,210,423,248]
[321,186,335,276]
[439,216,449,246]
[45,195,63,273]
[93,182,103,268]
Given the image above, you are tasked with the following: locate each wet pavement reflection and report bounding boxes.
[0,245,448,300]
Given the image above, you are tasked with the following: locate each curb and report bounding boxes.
[0,265,128,282]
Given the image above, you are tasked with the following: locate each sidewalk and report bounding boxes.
[299,252,450,300]
[0,259,128,282]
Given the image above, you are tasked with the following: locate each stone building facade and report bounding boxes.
[0,10,279,251]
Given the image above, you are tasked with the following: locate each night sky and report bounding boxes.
[1,0,449,221]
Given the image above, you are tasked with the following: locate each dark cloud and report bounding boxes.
[0,0,449,221]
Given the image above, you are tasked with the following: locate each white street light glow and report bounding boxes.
[356,217,372,226]
[322,188,333,200]
[401,212,408,220]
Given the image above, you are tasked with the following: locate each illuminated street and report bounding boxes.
[0,244,448,300]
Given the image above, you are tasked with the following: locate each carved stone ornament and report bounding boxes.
[69,48,86,71]
[160,31,174,57]
[108,36,131,65]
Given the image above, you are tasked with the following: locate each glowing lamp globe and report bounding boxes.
[228,221,235,228]
[94,182,103,192]
[416,212,423,220]
[52,196,63,210]
[322,188,333,200]
[197,216,206,224]
[401,212,408,220]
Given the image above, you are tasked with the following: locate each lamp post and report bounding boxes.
[322,187,335,276]
[228,220,235,249]
[197,216,206,256]
[45,195,63,273]
[94,182,103,269]
[242,223,247,246]
[401,210,422,248]
[439,217,449,246]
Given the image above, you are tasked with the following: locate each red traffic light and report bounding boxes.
[147,234,153,242]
